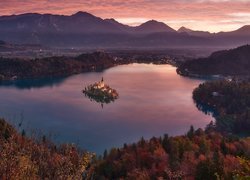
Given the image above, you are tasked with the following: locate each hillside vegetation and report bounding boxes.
[87,127,250,179]
[0,52,115,81]
[1,118,250,179]
[0,119,92,179]
[177,45,250,76]
[193,80,250,134]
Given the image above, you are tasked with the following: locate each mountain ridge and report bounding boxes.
[1,11,249,33]
[0,11,250,48]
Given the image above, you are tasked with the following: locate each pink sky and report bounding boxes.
[1,0,250,32]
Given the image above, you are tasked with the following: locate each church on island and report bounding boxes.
[83,77,119,103]
[93,77,106,90]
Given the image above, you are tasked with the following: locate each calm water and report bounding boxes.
[0,64,212,154]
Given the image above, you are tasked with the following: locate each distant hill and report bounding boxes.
[218,25,250,36]
[178,26,193,33]
[177,45,250,76]
[0,12,250,48]
[103,19,176,34]
[178,26,212,37]
[0,11,125,34]
[135,20,176,33]
[178,25,250,37]
[104,18,131,32]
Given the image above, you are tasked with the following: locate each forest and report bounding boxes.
[193,80,250,134]
[0,52,115,81]
[87,125,250,179]
[177,45,250,76]
[0,118,92,179]
[1,117,250,179]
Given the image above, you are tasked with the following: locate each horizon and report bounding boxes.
[1,0,250,33]
[0,10,249,33]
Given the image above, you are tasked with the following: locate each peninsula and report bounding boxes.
[0,52,115,81]
[177,45,250,77]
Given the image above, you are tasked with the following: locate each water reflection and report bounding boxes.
[0,77,67,89]
[83,92,117,105]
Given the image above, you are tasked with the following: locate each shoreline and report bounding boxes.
[0,53,176,82]
[0,52,115,81]
[177,67,250,82]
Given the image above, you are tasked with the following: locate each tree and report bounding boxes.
[187,125,195,139]
[195,160,217,180]
[213,150,224,177]
[199,138,209,155]
[162,134,169,153]
[139,137,146,147]
[103,149,108,159]
[168,139,180,170]
[220,138,228,155]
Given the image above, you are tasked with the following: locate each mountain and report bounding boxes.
[178,25,250,37]
[0,12,180,46]
[218,25,250,36]
[177,44,250,76]
[0,11,124,34]
[234,25,250,35]
[178,26,193,33]
[178,26,212,37]
[0,12,176,36]
[0,12,250,48]
[211,26,250,47]
[104,18,131,32]
[135,20,176,33]
[177,26,250,47]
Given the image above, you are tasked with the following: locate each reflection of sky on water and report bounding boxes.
[0,64,212,154]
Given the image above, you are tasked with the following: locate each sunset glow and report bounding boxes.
[1,0,250,32]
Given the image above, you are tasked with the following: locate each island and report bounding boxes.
[83,77,119,104]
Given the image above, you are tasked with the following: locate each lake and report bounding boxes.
[0,63,212,154]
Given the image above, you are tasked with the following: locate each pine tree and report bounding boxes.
[103,149,108,159]
[213,150,224,177]
[187,125,195,139]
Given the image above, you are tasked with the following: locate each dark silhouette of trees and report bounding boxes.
[187,125,195,139]
[193,80,250,134]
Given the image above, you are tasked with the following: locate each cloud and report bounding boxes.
[0,0,250,32]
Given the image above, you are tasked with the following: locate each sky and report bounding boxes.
[0,0,250,32]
